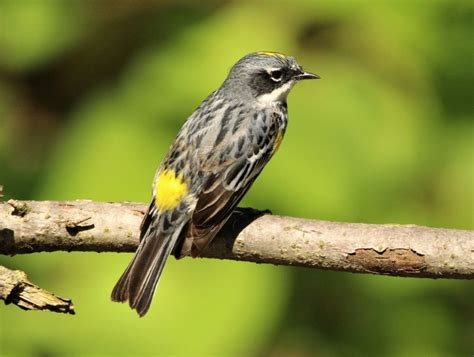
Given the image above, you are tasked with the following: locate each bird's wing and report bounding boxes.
[174,111,282,258]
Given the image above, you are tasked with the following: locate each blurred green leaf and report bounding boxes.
[0,0,86,71]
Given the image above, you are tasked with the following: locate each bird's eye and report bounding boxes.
[269,70,283,82]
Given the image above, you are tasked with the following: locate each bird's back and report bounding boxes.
[158,88,289,258]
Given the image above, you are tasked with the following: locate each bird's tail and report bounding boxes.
[111,224,183,317]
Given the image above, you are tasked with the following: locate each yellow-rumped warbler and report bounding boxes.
[112,52,319,316]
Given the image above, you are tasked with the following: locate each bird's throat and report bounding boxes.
[257,81,295,105]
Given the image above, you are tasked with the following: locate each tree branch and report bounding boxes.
[1,200,473,281]
[0,265,75,314]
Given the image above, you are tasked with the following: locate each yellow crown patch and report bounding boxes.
[256,51,286,59]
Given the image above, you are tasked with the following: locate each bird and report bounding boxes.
[111,51,319,316]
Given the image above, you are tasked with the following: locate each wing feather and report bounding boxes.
[175,109,284,258]
[175,150,271,258]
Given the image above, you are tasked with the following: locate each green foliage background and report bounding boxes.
[0,1,472,356]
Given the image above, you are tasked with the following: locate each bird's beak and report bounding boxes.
[295,71,320,80]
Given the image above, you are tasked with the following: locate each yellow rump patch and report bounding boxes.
[257,51,286,59]
[155,170,189,211]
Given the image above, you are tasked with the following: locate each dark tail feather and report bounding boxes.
[111,227,182,317]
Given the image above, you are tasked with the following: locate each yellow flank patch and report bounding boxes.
[272,130,284,154]
[257,51,286,59]
[155,170,189,211]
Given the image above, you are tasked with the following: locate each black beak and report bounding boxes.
[295,71,320,80]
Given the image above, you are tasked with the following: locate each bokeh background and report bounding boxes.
[1,1,473,356]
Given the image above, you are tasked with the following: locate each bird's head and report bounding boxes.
[223,51,319,103]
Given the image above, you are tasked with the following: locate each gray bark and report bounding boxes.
[1,200,472,279]
[1,199,473,313]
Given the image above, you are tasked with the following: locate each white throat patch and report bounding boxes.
[257,80,295,104]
